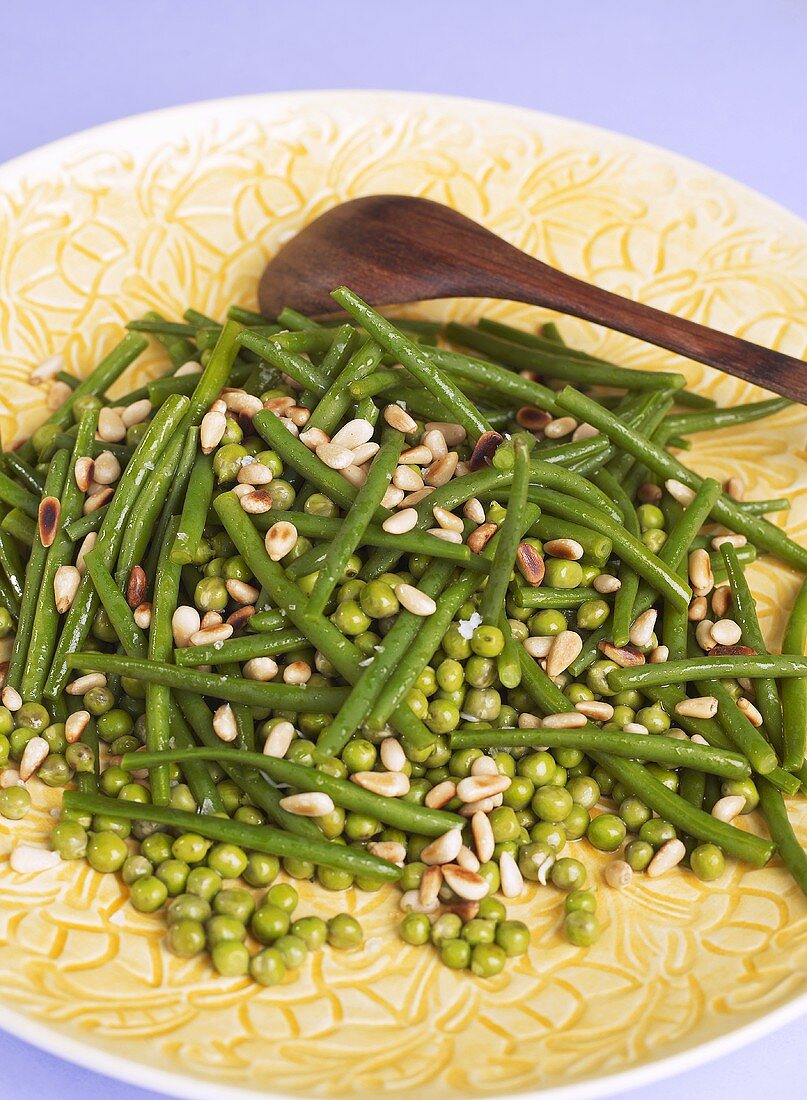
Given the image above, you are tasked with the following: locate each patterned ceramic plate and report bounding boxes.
[0,92,805,1100]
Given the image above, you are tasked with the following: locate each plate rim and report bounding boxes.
[0,88,805,1100]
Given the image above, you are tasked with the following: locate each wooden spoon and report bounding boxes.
[259,195,805,403]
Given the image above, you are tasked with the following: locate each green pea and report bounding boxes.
[720,778,759,813]
[429,912,462,946]
[400,861,426,891]
[16,702,50,732]
[532,785,573,823]
[303,492,338,518]
[214,888,256,924]
[619,797,652,831]
[643,529,666,552]
[211,940,250,977]
[341,738,377,773]
[344,810,381,840]
[563,805,590,840]
[130,875,169,913]
[586,659,619,697]
[625,839,654,872]
[50,820,87,859]
[207,842,248,879]
[240,852,278,888]
[291,915,328,951]
[563,910,600,947]
[172,833,211,864]
[400,911,432,946]
[565,682,594,705]
[587,813,627,852]
[449,747,483,778]
[471,624,504,658]
[317,865,354,891]
[359,579,399,619]
[276,933,308,969]
[565,889,597,914]
[122,855,153,884]
[436,659,464,693]
[442,623,472,660]
[426,697,460,734]
[223,554,251,581]
[331,599,371,636]
[265,882,298,913]
[141,831,173,864]
[195,576,228,612]
[477,860,500,894]
[690,843,725,882]
[155,859,190,896]
[213,443,248,483]
[550,857,587,891]
[639,818,677,848]
[637,503,665,531]
[462,918,495,946]
[463,687,501,722]
[576,599,610,630]
[470,942,506,977]
[250,947,286,986]
[186,866,223,901]
[489,806,521,843]
[0,786,32,820]
[283,855,315,880]
[92,814,131,838]
[565,776,598,810]
[206,914,247,947]
[503,775,534,811]
[441,938,472,969]
[544,559,583,589]
[496,920,530,957]
[167,894,212,925]
[530,821,566,852]
[327,913,363,949]
[517,751,556,788]
[86,832,128,873]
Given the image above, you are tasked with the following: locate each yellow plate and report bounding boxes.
[0,92,805,1100]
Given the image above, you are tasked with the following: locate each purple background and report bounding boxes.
[0,1,804,1098]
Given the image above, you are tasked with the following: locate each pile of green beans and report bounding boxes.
[0,291,803,990]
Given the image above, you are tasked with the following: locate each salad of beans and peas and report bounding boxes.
[0,287,804,986]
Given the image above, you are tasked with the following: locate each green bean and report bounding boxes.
[758,780,807,897]
[83,551,147,658]
[1,508,36,547]
[238,330,328,393]
[171,450,214,565]
[175,628,307,667]
[21,409,99,700]
[525,487,691,611]
[127,319,198,337]
[66,651,349,711]
[609,655,807,691]
[735,498,790,517]
[248,609,288,633]
[661,397,791,439]
[673,391,717,410]
[449,728,750,779]
[276,306,319,331]
[678,769,707,812]
[480,437,529,625]
[307,340,385,434]
[721,544,784,756]
[147,375,199,403]
[446,322,685,391]
[44,394,190,700]
[213,492,435,753]
[5,450,69,691]
[123,748,464,837]
[115,432,186,589]
[568,478,722,676]
[185,319,241,426]
[52,432,133,463]
[2,453,45,495]
[555,387,807,571]
[691,674,777,775]
[227,305,268,327]
[497,613,523,690]
[306,429,404,617]
[332,288,490,439]
[254,510,487,573]
[528,516,612,567]
[516,647,773,865]
[146,516,181,804]
[18,332,147,462]
[781,578,807,772]
[429,347,562,416]
[593,468,640,647]
[165,699,226,815]
[0,530,25,601]
[0,472,38,519]
[143,428,199,584]
[0,572,20,618]
[513,586,604,609]
[174,689,322,838]
[317,324,361,383]
[62,791,401,881]
[142,310,198,369]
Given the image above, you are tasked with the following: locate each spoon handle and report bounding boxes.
[487,255,806,403]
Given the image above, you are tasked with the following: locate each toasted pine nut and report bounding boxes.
[66,672,106,695]
[665,478,696,506]
[399,888,439,915]
[543,710,587,729]
[471,811,495,863]
[688,595,709,622]
[19,736,48,781]
[441,863,489,901]
[471,755,499,776]
[418,865,443,906]
[74,456,94,492]
[393,465,424,491]
[54,565,81,613]
[75,532,97,575]
[223,390,263,417]
[262,719,295,757]
[546,630,583,678]
[38,496,60,547]
[647,838,686,878]
[299,427,330,450]
[283,661,311,685]
[190,623,233,647]
[605,860,633,889]
[516,542,545,586]
[382,508,418,534]
[226,578,260,604]
[65,710,90,744]
[396,583,436,616]
[726,476,745,501]
[427,528,462,543]
[637,482,663,504]
[279,792,334,817]
[593,573,621,594]
[237,462,273,486]
[83,486,114,514]
[351,442,379,466]
[629,609,658,649]
[711,795,745,823]
[649,645,669,664]
[400,487,434,507]
[127,565,147,609]
[467,522,498,553]
[523,636,552,660]
[517,712,543,728]
[239,489,274,514]
[599,641,645,667]
[432,506,463,533]
[366,840,406,865]
[711,585,732,618]
[457,845,481,873]
[331,418,374,449]
[689,548,714,597]
[133,602,152,629]
[121,398,152,428]
[544,416,577,439]
[499,849,524,898]
[463,498,486,524]
[212,703,238,742]
[263,395,295,415]
[737,697,763,726]
[172,605,201,648]
[711,533,747,551]
[572,422,598,442]
[175,360,203,377]
[576,699,614,721]
[383,404,417,433]
[380,485,405,509]
[380,738,406,773]
[200,410,227,453]
[400,445,432,464]
[425,421,465,446]
[515,406,553,432]
[244,657,279,683]
[286,406,310,428]
[422,429,448,459]
[200,611,223,629]
[425,451,458,486]
[30,353,66,385]
[264,520,298,561]
[421,827,464,866]
[544,538,583,561]
[456,774,511,802]
[424,780,457,809]
[97,407,126,442]
[623,722,649,735]
[351,771,410,797]
[2,686,22,711]
[695,619,715,650]
[93,451,121,484]
[711,619,742,646]
[459,795,503,816]
[675,696,719,719]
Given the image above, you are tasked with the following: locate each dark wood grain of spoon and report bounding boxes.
[258,195,806,404]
